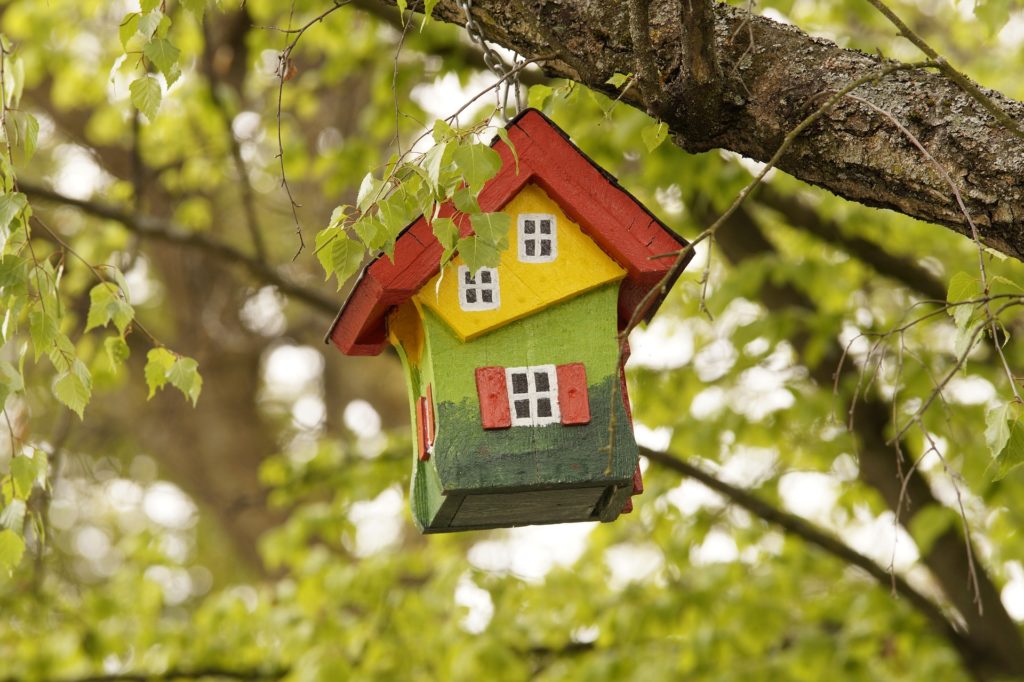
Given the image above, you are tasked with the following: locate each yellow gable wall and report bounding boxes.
[413,183,626,341]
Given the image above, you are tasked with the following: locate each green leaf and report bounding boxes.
[421,0,439,27]
[0,529,24,578]
[119,13,141,49]
[180,0,207,16]
[356,173,384,212]
[606,72,631,88]
[0,192,27,254]
[10,452,45,500]
[353,216,386,251]
[130,76,162,121]
[104,336,131,369]
[452,187,480,214]
[641,121,669,152]
[144,38,181,80]
[9,111,38,160]
[457,236,500,273]
[28,307,58,361]
[396,0,408,19]
[54,361,92,419]
[528,84,553,110]
[986,403,1015,460]
[86,283,134,335]
[432,118,456,144]
[145,347,177,399]
[975,0,1011,34]
[495,128,519,174]
[453,143,502,193]
[993,417,1024,480]
[137,11,162,40]
[140,0,160,11]
[168,356,202,406]
[947,271,978,331]
[329,234,364,285]
[0,360,22,409]
[421,140,452,193]
[469,212,511,245]
[432,217,459,250]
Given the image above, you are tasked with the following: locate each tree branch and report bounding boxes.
[12,667,288,682]
[709,200,1024,680]
[20,181,338,316]
[377,0,1024,261]
[754,186,947,302]
[628,0,663,113]
[640,447,978,672]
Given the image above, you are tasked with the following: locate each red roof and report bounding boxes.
[326,108,691,356]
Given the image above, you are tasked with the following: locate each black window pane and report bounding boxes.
[479,270,491,284]
[465,289,477,303]
[540,219,551,234]
[540,240,551,257]
[512,373,528,394]
[525,241,536,256]
[464,270,474,284]
[481,289,492,303]
[515,400,530,419]
[524,220,535,234]
[534,372,549,392]
[537,398,552,418]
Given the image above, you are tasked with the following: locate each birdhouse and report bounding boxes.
[326,109,691,532]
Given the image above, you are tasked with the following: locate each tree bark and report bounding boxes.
[383,0,1024,260]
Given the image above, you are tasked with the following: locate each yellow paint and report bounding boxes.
[388,302,424,366]
[413,183,625,341]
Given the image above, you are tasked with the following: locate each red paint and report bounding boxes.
[556,363,590,425]
[425,385,435,448]
[417,396,429,461]
[475,367,511,429]
[326,109,692,356]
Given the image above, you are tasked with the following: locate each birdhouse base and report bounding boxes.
[420,483,633,533]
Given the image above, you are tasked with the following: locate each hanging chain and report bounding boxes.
[457,0,524,120]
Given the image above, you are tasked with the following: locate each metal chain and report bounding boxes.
[457,0,524,120]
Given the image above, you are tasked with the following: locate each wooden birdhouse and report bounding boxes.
[326,109,691,532]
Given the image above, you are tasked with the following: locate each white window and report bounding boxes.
[517,213,557,263]
[458,265,500,311]
[505,365,560,426]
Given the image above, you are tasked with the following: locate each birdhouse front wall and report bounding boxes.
[413,183,627,341]
[391,281,638,531]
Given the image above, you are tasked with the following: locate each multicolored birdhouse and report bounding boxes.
[327,109,690,532]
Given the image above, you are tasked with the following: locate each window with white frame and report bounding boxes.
[458,265,500,311]
[517,213,557,263]
[505,365,561,426]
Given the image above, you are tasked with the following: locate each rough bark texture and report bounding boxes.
[390,0,1024,259]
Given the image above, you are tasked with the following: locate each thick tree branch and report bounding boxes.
[384,0,1024,260]
[20,181,338,316]
[640,447,977,670]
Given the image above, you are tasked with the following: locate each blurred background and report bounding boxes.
[2,0,1024,679]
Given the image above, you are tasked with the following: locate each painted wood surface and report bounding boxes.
[413,184,625,341]
[326,108,690,356]
[556,363,591,425]
[474,366,512,429]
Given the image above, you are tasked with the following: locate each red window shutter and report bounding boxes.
[475,367,511,429]
[556,363,590,425]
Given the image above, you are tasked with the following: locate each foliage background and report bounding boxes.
[1,0,1024,679]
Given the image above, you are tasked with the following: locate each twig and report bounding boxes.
[640,447,979,666]
[20,181,338,316]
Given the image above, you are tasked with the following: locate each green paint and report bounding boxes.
[395,282,638,531]
[421,283,621,405]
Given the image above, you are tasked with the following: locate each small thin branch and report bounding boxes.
[20,181,338,316]
[863,0,1024,142]
[641,447,978,666]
